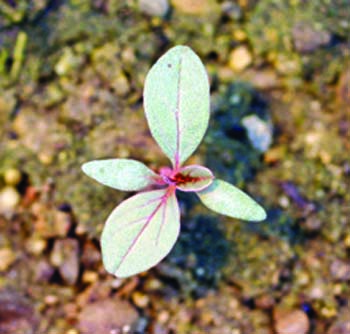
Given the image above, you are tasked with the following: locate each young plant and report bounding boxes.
[82,46,266,278]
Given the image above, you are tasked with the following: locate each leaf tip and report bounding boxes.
[253,205,267,222]
[81,161,90,175]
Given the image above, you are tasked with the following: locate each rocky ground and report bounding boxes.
[0,1,349,333]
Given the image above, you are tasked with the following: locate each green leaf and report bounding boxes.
[101,188,180,277]
[144,45,210,168]
[175,165,214,192]
[82,159,157,191]
[197,179,267,221]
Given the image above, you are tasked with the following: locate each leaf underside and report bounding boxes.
[176,165,214,192]
[82,159,157,191]
[144,45,210,168]
[197,179,267,221]
[101,188,180,277]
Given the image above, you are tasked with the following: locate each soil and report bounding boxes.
[0,1,349,333]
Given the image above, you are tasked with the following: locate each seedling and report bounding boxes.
[82,46,266,278]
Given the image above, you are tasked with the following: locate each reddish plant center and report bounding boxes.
[169,172,199,185]
[158,167,199,186]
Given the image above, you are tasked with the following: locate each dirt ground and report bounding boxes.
[0,1,349,333]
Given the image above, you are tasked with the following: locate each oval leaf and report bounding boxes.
[175,165,214,192]
[197,179,267,221]
[82,159,157,191]
[101,188,180,277]
[144,45,210,168]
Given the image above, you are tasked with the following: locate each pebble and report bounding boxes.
[112,72,130,96]
[81,241,101,269]
[233,29,247,41]
[139,0,169,17]
[132,291,150,308]
[245,69,279,90]
[55,47,84,76]
[64,303,79,320]
[255,294,275,310]
[321,306,337,318]
[0,290,38,333]
[50,239,79,285]
[304,216,323,231]
[337,67,350,106]
[65,330,79,334]
[344,234,350,248]
[144,278,162,291]
[327,313,350,334]
[53,210,73,237]
[274,308,310,334]
[274,54,301,75]
[172,0,220,15]
[0,186,20,213]
[44,294,59,305]
[33,259,55,283]
[292,22,331,53]
[330,259,350,281]
[0,247,16,271]
[229,46,253,72]
[222,2,242,21]
[78,299,138,334]
[242,115,273,152]
[3,168,21,186]
[157,310,170,324]
[33,206,72,238]
[26,236,47,256]
[82,270,99,284]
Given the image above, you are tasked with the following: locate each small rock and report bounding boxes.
[77,282,112,307]
[64,303,79,321]
[172,0,220,16]
[53,210,73,237]
[229,46,253,72]
[292,22,331,53]
[242,115,273,152]
[33,206,72,238]
[26,236,47,256]
[81,241,101,269]
[44,294,59,306]
[112,72,130,96]
[3,168,22,186]
[327,308,350,334]
[255,294,275,310]
[65,329,79,334]
[139,0,169,17]
[245,69,279,90]
[274,54,301,75]
[82,270,99,284]
[304,216,323,231]
[337,67,350,107]
[51,238,79,285]
[328,322,350,334]
[222,2,243,21]
[132,291,150,308]
[321,306,338,318]
[308,282,326,300]
[330,259,350,281]
[0,289,38,334]
[274,308,310,334]
[33,259,55,283]
[157,310,170,324]
[0,187,20,213]
[78,298,138,334]
[55,47,84,76]
[0,247,16,271]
